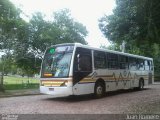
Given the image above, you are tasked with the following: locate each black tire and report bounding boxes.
[94,82,105,98]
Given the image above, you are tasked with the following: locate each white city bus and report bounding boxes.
[40,43,154,98]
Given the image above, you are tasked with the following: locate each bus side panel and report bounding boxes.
[130,70,138,88]
[72,83,95,95]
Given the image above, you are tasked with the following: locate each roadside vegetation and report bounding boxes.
[3,76,39,90]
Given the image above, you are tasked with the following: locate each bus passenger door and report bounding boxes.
[72,47,93,95]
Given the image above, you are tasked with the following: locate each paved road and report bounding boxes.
[0,84,160,114]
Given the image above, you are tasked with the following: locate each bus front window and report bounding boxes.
[42,46,73,78]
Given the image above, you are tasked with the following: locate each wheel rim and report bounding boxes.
[140,81,144,89]
[141,82,144,88]
[96,85,103,95]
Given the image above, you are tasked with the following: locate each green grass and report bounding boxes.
[3,76,39,90]
[4,76,39,84]
[4,83,39,90]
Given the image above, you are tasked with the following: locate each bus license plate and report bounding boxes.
[49,88,54,91]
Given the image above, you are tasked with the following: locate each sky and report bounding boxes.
[10,0,116,48]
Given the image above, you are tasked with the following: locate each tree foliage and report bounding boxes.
[0,0,19,50]
[29,9,88,59]
[99,0,160,55]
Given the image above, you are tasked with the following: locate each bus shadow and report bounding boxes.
[45,94,95,102]
[44,88,151,102]
[104,88,150,97]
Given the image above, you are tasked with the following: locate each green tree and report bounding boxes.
[29,9,88,59]
[15,52,41,77]
[53,9,88,45]
[0,0,21,91]
[0,0,21,50]
[99,0,160,55]
[0,0,29,91]
[0,54,14,75]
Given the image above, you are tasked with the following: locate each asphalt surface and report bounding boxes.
[0,84,160,114]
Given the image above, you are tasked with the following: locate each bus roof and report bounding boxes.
[51,43,153,61]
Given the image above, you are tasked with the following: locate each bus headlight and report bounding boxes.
[60,81,68,86]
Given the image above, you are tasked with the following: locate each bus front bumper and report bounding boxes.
[40,86,73,97]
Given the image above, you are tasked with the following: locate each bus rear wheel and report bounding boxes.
[94,81,105,98]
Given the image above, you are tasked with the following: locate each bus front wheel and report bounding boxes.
[94,81,105,98]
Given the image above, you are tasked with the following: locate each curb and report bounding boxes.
[0,89,41,98]
[0,93,42,98]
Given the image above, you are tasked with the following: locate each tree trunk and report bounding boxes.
[0,72,5,92]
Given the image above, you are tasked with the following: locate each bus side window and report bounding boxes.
[150,61,153,71]
[119,55,128,69]
[129,57,137,70]
[94,51,106,69]
[107,53,119,69]
[138,59,145,70]
[105,53,108,68]
[144,60,150,70]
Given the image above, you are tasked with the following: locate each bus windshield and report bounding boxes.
[41,45,74,78]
